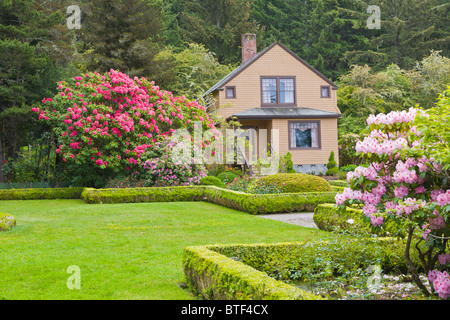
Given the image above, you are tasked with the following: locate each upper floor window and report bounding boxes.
[261,77,296,106]
[225,86,236,99]
[321,85,330,98]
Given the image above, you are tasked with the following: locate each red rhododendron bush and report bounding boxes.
[336,89,449,299]
[32,70,219,187]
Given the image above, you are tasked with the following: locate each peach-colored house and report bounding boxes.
[205,34,341,174]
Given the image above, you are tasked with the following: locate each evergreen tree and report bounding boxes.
[0,0,65,182]
[343,0,450,70]
[179,0,260,64]
[79,0,176,86]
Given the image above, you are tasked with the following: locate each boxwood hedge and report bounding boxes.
[313,203,405,237]
[0,187,84,200]
[81,186,337,214]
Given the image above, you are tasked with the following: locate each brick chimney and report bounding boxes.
[242,33,257,64]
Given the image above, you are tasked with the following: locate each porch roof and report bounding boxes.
[228,107,342,120]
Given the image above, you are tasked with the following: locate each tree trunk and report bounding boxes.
[405,226,430,296]
[0,134,5,183]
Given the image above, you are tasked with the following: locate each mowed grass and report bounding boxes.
[0,200,330,300]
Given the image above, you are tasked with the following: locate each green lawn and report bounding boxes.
[0,200,330,300]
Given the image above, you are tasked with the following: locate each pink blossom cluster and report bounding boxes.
[366,108,419,126]
[428,270,450,299]
[439,254,450,265]
[355,136,408,155]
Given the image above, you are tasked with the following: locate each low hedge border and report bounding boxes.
[183,238,416,300]
[0,213,16,231]
[313,203,404,237]
[182,245,322,300]
[327,180,349,187]
[0,187,84,200]
[81,186,337,215]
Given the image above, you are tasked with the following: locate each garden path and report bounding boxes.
[258,212,317,228]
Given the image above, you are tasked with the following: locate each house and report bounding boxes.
[204,34,341,174]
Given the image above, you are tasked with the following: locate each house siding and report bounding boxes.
[216,44,340,120]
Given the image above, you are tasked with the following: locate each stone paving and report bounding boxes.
[258,212,317,228]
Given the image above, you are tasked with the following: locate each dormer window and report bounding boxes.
[321,85,330,98]
[261,76,296,106]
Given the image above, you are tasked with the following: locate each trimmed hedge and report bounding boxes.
[0,213,16,231]
[81,186,205,204]
[81,186,337,214]
[253,173,332,193]
[182,245,322,300]
[199,176,226,188]
[313,203,404,237]
[183,238,417,300]
[327,180,349,187]
[0,187,84,200]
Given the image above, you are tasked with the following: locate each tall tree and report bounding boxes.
[0,0,65,182]
[179,0,260,64]
[343,0,450,70]
[79,0,176,87]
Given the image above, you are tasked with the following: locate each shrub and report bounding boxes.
[247,180,285,194]
[141,138,207,187]
[279,152,296,173]
[225,175,254,192]
[326,151,339,175]
[32,69,219,188]
[199,176,226,189]
[216,172,238,183]
[0,213,16,231]
[253,173,332,193]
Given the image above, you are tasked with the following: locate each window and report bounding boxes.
[321,85,330,98]
[261,77,295,106]
[289,121,320,149]
[225,86,236,99]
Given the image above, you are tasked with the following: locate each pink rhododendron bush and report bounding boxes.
[336,89,449,299]
[32,70,218,187]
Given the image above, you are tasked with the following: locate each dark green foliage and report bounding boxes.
[199,176,227,188]
[79,0,175,87]
[254,173,332,193]
[179,0,260,64]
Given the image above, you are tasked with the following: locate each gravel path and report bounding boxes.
[258,212,317,228]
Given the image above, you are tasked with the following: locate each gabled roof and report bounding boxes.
[229,107,342,121]
[204,41,338,96]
